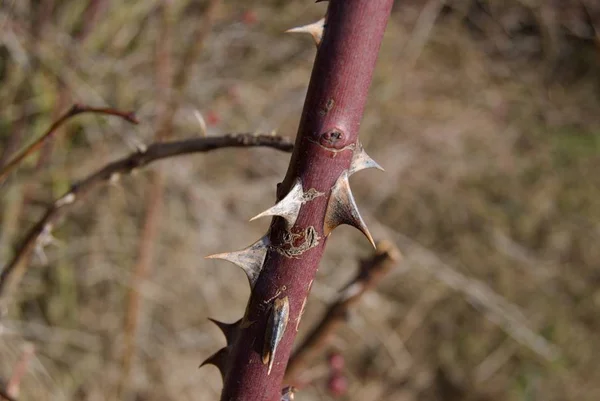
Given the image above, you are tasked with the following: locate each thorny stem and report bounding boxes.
[0,104,138,183]
[0,134,293,314]
[285,240,401,385]
[218,1,393,400]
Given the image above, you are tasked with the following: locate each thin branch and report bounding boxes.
[0,104,138,183]
[285,240,401,385]
[6,343,35,400]
[0,133,293,313]
[72,0,108,42]
[173,0,221,93]
[0,343,33,401]
[0,389,16,401]
[120,1,179,396]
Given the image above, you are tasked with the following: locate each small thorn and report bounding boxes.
[348,142,384,176]
[324,172,376,248]
[286,18,326,47]
[250,179,303,228]
[208,318,241,345]
[206,235,270,288]
[199,347,229,380]
[193,109,208,137]
[262,297,290,375]
[281,386,297,401]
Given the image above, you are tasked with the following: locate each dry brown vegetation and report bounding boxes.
[1,1,600,400]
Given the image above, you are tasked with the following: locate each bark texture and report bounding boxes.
[216,1,394,400]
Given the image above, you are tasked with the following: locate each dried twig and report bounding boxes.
[119,2,175,396]
[369,219,561,362]
[5,343,35,399]
[0,133,293,313]
[0,389,16,401]
[72,0,108,42]
[120,1,221,392]
[0,343,34,401]
[174,0,221,96]
[0,104,138,183]
[285,240,401,384]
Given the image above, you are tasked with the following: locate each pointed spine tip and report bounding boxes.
[285,18,325,46]
[281,386,297,401]
[205,235,270,288]
[348,142,384,176]
[250,178,303,228]
[208,318,241,345]
[199,347,229,381]
[324,172,376,248]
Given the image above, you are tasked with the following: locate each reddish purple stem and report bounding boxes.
[219,1,393,400]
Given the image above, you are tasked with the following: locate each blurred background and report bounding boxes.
[1,1,599,400]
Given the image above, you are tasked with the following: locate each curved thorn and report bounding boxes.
[208,318,241,345]
[199,347,229,381]
[205,235,270,288]
[348,142,384,176]
[250,179,303,228]
[324,172,376,248]
[286,18,326,47]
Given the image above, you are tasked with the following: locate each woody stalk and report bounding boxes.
[203,1,394,400]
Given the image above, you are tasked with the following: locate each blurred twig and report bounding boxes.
[120,1,221,395]
[173,0,221,94]
[403,0,445,70]
[5,343,35,400]
[0,104,138,183]
[368,218,561,362]
[73,0,108,42]
[120,1,175,397]
[0,389,16,401]
[38,0,108,169]
[285,240,402,385]
[0,343,34,401]
[0,133,293,314]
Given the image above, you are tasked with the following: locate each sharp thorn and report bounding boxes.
[263,297,290,375]
[281,386,297,401]
[250,179,303,228]
[348,142,384,176]
[199,347,229,381]
[324,172,376,248]
[205,235,270,288]
[208,318,241,345]
[286,18,326,47]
